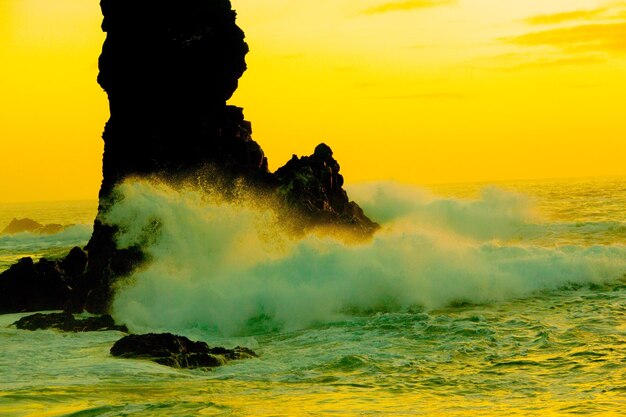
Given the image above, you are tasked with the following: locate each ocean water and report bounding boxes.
[0,200,96,271]
[2,178,626,416]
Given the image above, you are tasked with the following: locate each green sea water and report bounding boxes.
[0,200,96,271]
[1,178,625,416]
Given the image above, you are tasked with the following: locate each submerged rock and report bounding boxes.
[13,312,128,332]
[110,333,257,369]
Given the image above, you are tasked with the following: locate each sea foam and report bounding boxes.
[0,225,92,252]
[107,180,626,336]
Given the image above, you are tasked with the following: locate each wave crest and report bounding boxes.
[108,180,626,336]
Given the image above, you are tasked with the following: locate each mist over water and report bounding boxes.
[107,180,626,336]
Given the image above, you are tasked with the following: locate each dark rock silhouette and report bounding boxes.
[276,143,377,233]
[60,247,88,282]
[0,247,87,314]
[82,0,269,313]
[0,0,377,315]
[1,257,67,314]
[83,0,377,313]
[110,333,257,368]
[13,312,128,332]
[95,0,266,198]
[1,218,66,235]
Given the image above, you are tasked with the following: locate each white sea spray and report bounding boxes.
[107,180,626,336]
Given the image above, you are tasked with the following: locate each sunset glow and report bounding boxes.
[1,0,625,202]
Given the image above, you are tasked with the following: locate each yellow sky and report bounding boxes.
[1,0,625,202]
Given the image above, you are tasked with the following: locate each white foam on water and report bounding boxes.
[107,180,626,335]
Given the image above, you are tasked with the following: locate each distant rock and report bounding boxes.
[2,218,42,234]
[1,218,67,235]
[110,333,257,369]
[13,312,127,332]
[39,223,65,235]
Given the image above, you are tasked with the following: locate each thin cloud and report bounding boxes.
[506,22,626,54]
[487,3,626,71]
[525,8,607,25]
[523,2,626,25]
[506,55,606,70]
[362,0,455,15]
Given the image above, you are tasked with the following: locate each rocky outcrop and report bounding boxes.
[0,0,377,316]
[95,0,267,198]
[276,144,378,234]
[1,218,42,234]
[13,312,127,332]
[110,333,257,368]
[0,248,87,314]
[82,0,270,313]
[12,314,254,369]
[60,247,89,282]
[1,218,65,235]
[81,0,377,314]
[13,314,255,369]
[92,0,376,229]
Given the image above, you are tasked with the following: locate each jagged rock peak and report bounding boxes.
[275,143,379,234]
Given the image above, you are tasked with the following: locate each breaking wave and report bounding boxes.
[107,180,626,336]
[0,225,92,270]
[0,225,91,251]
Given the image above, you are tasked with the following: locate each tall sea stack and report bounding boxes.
[0,0,377,315]
[96,0,269,195]
[81,0,273,312]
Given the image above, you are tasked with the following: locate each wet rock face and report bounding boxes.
[0,1,378,316]
[275,144,379,233]
[83,0,378,313]
[84,0,272,313]
[110,333,257,369]
[0,250,87,314]
[13,312,128,333]
[60,247,89,281]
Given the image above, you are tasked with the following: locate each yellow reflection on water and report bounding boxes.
[4,377,626,416]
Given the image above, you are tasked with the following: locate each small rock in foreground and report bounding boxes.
[13,312,128,332]
[110,333,257,369]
